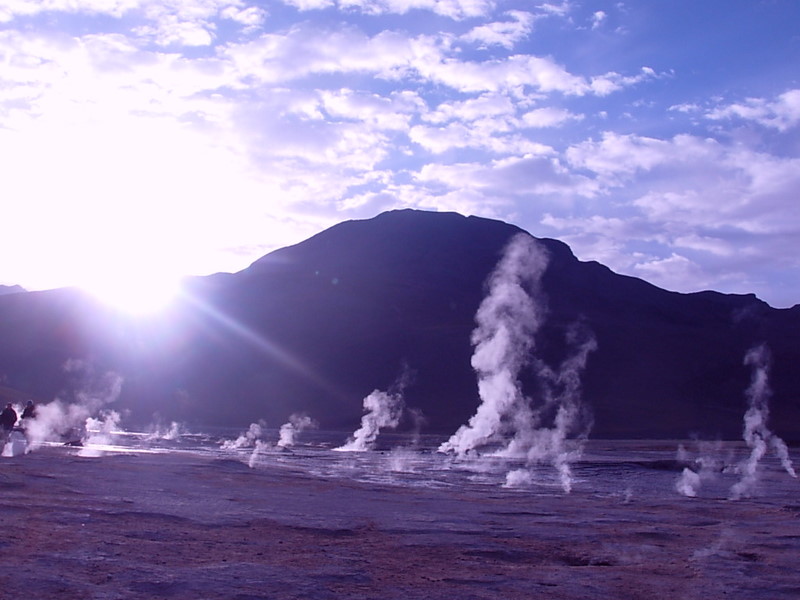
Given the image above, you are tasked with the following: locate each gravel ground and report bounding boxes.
[1,447,799,599]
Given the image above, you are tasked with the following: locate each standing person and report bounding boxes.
[1,402,17,438]
[21,400,35,420]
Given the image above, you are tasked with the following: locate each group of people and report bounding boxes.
[0,400,35,440]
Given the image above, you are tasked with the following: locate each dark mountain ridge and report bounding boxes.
[0,209,798,440]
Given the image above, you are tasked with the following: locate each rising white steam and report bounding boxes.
[23,361,124,452]
[502,323,597,493]
[675,467,703,498]
[79,410,122,457]
[336,389,405,452]
[248,440,271,468]
[277,413,318,448]
[439,233,549,455]
[336,368,414,452]
[730,344,797,500]
[146,420,186,441]
[221,420,271,468]
[438,234,596,493]
[673,441,731,498]
[221,420,267,450]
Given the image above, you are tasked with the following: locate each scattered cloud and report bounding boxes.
[590,10,606,30]
[288,0,496,19]
[0,2,798,307]
[632,253,714,293]
[320,89,425,130]
[461,10,535,49]
[707,89,800,132]
[423,93,517,124]
[521,106,582,128]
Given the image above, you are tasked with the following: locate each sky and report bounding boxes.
[1,0,799,309]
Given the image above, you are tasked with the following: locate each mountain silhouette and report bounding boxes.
[0,209,797,439]
[0,284,25,296]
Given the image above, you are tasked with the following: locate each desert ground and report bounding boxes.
[1,441,799,599]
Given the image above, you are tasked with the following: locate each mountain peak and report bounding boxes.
[0,209,797,440]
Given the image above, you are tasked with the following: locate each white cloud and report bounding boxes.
[568,131,800,233]
[589,66,657,96]
[539,2,570,17]
[707,89,800,131]
[410,121,551,155]
[0,31,236,133]
[590,10,606,30]
[669,102,700,114]
[219,22,653,99]
[420,53,590,95]
[221,4,266,27]
[335,0,496,19]
[461,10,535,49]
[320,89,424,130]
[521,106,582,128]
[673,234,736,257]
[541,213,642,240]
[134,16,216,46]
[632,253,713,293]
[567,131,676,179]
[423,93,517,124]
[540,215,628,261]
[0,0,266,46]
[282,0,336,10]
[278,0,497,19]
[416,154,595,199]
[389,182,513,218]
[220,26,422,84]
[543,129,800,304]
[0,0,139,22]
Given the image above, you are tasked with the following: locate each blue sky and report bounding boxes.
[2,0,799,308]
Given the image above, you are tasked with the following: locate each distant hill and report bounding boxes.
[0,210,798,440]
[0,285,25,296]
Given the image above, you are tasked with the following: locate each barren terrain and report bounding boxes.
[2,445,799,599]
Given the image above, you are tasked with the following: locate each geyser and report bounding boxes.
[438,233,595,492]
[730,344,796,500]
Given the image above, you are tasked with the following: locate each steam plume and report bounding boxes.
[438,234,596,492]
[277,413,318,448]
[336,389,405,452]
[79,410,122,457]
[674,441,728,498]
[146,420,186,441]
[439,233,548,455]
[675,467,702,498]
[221,420,267,450]
[24,361,124,452]
[248,440,270,468]
[502,323,597,492]
[336,367,414,452]
[730,344,796,500]
[220,420,271,468]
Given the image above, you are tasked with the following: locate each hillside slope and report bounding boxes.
[0,209,797,439]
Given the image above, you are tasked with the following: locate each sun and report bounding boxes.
[81,271,182,316]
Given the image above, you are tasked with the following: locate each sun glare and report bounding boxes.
[83,273,181,315]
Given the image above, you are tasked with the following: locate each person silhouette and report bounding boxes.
[21,400,35,420]
[1,402,17,439]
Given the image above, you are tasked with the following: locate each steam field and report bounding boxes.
[2,233,799,598]
[1,434,799,600]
